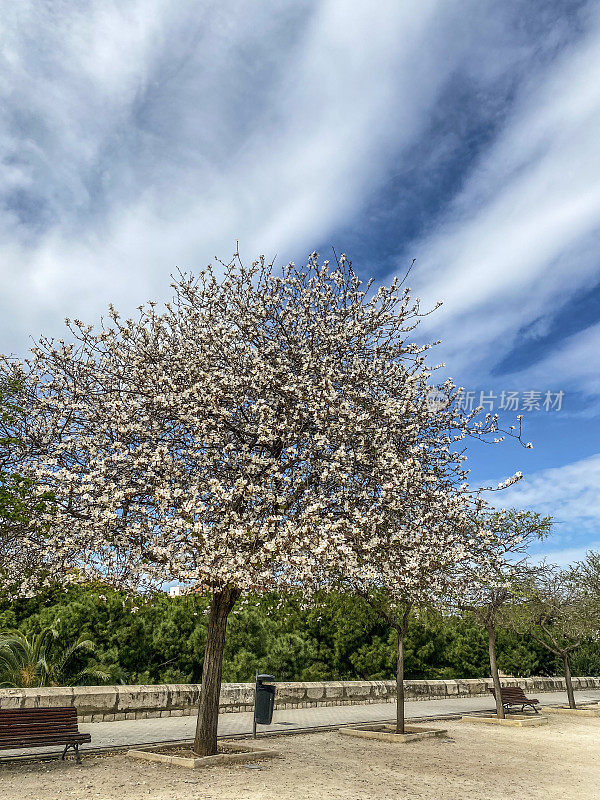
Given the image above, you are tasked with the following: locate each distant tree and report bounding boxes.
[513,567,600,709]
[334,504,543,732]
[352,526,470,734]
[571,550,600,607]
[451,510,551,718]
[1,582,589,684]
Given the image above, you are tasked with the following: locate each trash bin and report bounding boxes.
[254,673,276,726]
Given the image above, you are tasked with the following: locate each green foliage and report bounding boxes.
[0,380,58,601]
[571,550,600,613]
[0,379,29,528]
[1,584,598,686]
[0,626,118,687]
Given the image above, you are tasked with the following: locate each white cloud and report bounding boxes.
[488,453,600,559]
[4,0,594,368]
[0,0,477,353]
[529,542,600,569]
[408,4,600,378]
[514,321,600,400]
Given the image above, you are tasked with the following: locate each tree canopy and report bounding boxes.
[0,252,529,753]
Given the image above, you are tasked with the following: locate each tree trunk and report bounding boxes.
[487,624,505,719]
[563,651,576,709]
[193,587,240,756]
[396,628,405,734]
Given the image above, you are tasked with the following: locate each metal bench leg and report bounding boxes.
[61,743,82,764]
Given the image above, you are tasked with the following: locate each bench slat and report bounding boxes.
[0,724,79,730]
[0,714,78,720]
[0,727,80,736]
[0,734,91,746]
[0,709,77,716]
[0,707,91,756]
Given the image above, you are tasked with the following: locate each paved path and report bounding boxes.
[4,689,600,760]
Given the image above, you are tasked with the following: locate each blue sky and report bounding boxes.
[1,1,599,564]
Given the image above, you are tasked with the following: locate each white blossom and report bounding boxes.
[2,253,527,601]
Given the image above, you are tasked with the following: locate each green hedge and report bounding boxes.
[2,586,596,685]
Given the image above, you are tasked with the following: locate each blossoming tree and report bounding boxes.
[0,381,61,598]
[346,515,475,736]
[451,510,552,718]
[337,501,538,732]
[2,252,524,755]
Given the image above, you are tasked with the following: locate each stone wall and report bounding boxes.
[1,676,599,723]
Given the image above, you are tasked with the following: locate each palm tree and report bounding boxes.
[0,627,112,688]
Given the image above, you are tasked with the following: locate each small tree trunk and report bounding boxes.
[562,652,576,709]
[193,587,240,756]
[487,624,505,719]
[396,628,405,734]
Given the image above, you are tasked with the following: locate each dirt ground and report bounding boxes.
[1,715,599,800]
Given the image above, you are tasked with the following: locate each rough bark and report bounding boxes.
[487,623,505,719]
[563,651,576,709]
[396,628,405,734]
[193,586,241,756]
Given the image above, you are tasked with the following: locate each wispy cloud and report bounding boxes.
[4,0,597,368]
[409,3,600,384]
[529,542,600,568]
[513,321,600,401]
[488,453,600,557]
[0,0,482,352]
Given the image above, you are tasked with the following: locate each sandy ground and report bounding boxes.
[1,715,599,800]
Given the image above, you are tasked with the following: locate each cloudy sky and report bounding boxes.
[2,1,599,563]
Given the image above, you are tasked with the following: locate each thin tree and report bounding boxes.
[358,590,440,734]
[353,525,475,734]
[515,568,599,710]
[452,510,551,719]
[2,252,526,755]
[338,505,535,733]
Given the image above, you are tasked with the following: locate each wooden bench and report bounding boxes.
[0,707,91,763]
[489,686,540,714]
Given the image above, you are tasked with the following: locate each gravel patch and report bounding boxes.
[0,715,598,800]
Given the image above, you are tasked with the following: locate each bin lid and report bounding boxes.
[256,674,276,682]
